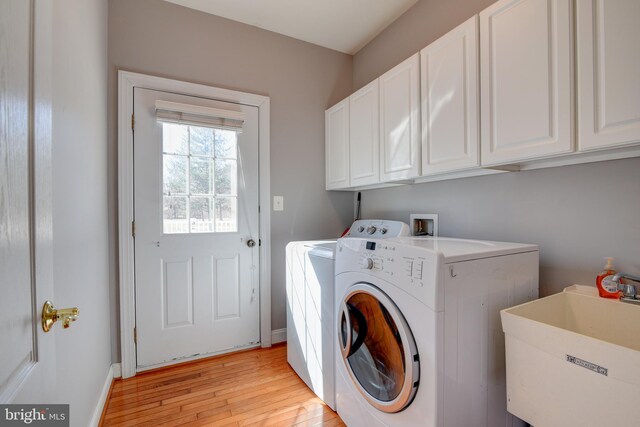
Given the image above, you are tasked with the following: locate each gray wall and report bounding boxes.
[358,160,640,296]
[353,0,640,296]
[353,0,497,90]
[108,0,354,360]
[52,0,112,425]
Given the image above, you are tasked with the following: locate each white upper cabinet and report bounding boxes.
[480,0,573,166]
[325,98,350,190]
[420,16,479,176]
[349,79,380,187]
[379,53,421,181]
[577,0,640,151]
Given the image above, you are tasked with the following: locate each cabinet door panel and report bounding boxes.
[577,0,640,150]
[421,16,479,175]
[325,99,350,190]
[480,0,573,165]
[380,54,421,181]
[349,80,379,187]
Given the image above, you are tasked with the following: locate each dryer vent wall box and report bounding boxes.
[410,213,438,236]
[335,228,539,427]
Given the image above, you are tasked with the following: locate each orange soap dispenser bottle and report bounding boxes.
[596,257,619,298]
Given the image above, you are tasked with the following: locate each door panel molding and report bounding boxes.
[3,0,57,403]
[0,0,36,402]
[118,71,271,379]
[213,254,241,320]
[161,257,194,329]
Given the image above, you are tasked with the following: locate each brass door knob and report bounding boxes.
[42,301,79,332]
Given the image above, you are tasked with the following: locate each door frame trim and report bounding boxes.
[117,71,271,379]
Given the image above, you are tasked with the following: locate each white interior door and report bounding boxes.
[1,0,57,403]
[134,88,260,369]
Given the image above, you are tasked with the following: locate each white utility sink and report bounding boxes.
[501,285,640,427]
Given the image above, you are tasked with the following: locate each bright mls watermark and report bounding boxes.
[0,405,69,426]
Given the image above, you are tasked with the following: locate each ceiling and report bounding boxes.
[164,0,419,54]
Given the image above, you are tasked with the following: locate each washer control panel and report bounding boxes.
[355,240,432,289]
[336,236,439,310]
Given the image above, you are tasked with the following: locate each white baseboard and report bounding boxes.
[112,363,122,379]
[271,328,287,344]
[88,364,117,427]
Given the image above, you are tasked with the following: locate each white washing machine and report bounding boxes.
[286,222,410,410]
[335,220,539,427]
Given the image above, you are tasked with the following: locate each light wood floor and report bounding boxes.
[100,344,345,427]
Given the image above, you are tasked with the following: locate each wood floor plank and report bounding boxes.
[293,410,339,427]
[111,356,286,395]
[112,349,284,391]
[109,361,291,402]
[100,344,343,427]
[245,403,334,427]
[234,398,327,427]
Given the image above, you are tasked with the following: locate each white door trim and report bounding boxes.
[117,71,271,379]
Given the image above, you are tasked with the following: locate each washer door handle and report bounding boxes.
[339,302,352,359]
[347,303,368,356]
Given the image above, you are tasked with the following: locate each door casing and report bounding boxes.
[117,71,271,379]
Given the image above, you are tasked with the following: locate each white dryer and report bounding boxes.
[286,240,337,409]
[335,220,539,427]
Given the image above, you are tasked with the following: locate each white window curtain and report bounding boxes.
[155,100,245,133]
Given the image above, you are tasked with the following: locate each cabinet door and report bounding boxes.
[421,16,479,176]
[379,54,421,181]
[480,0,573,165]
[325,99,350,190]
[349,80,380,187]
[577,0,640,151]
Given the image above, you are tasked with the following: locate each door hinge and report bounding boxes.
[133,327,137,344]
[131,113,135,131]
[131,220,136,238]
[259,239,262,247]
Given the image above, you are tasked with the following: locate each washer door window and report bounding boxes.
[339,283,419,413]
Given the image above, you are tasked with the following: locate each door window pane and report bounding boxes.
[163,155,188,195]
[162,123,240,234]
[163,196,188,233]
[214,130,237,159]
[190,197,214,233]
[215,197,237,232]
[190,157,213,195]
[189,127,214,156]
[215,159,237,196]
[162,123,188,154]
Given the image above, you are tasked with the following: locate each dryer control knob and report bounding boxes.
[361,258,374,270]
[379,228,388,235]
[357,226,365,232]
[366,226,377,235]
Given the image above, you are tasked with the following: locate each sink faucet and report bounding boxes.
[603,273,640,304]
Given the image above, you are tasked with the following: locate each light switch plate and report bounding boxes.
[273,196,284,211]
